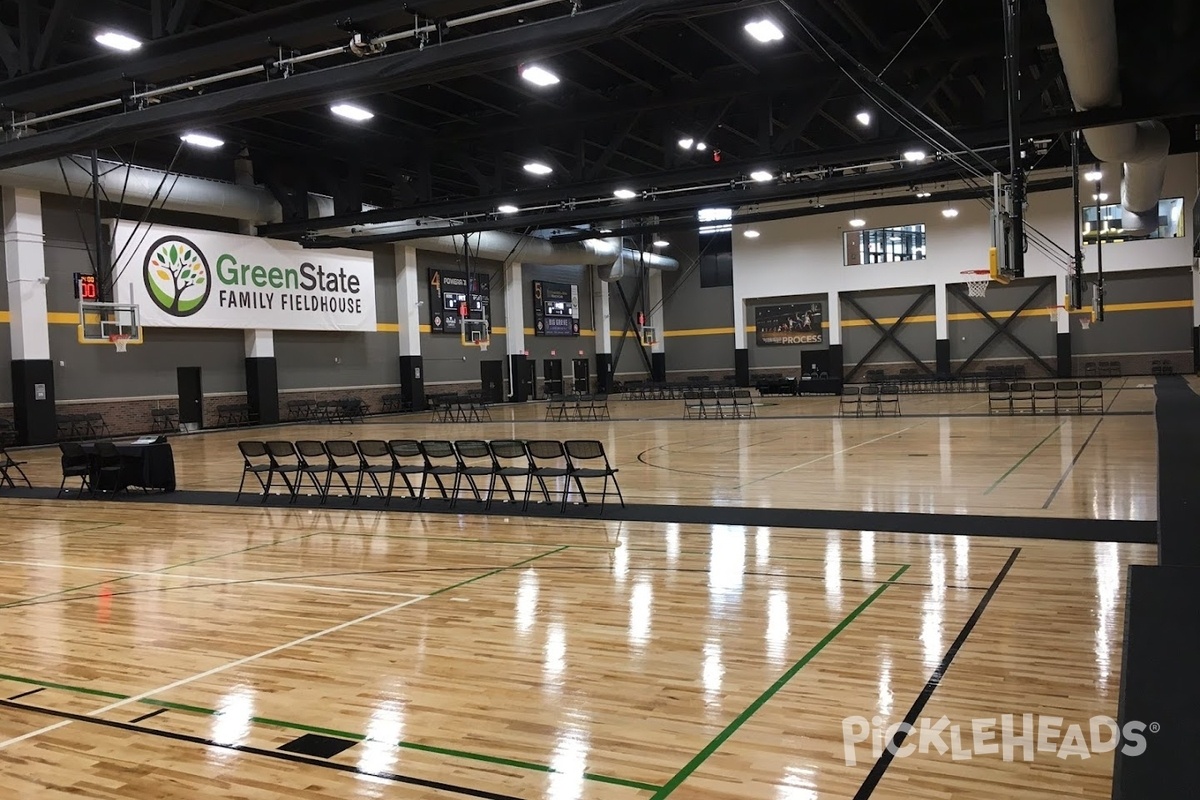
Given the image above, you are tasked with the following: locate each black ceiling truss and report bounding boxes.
[950,279,1057,378]
[843,289,937,384]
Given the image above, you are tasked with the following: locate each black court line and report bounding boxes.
[0,487,1155,544]
[128,707,168,724]
[0,698,523,800]
[6,687,44,701]
[1042,417,1105,509]
[851,548,1021,800]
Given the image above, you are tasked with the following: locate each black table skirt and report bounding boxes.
[756,378,843,396]
[79,442,176,493]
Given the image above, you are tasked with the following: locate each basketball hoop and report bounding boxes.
[1047,306,1062,327]
[961,269,991,298]
[108,333,130,353]
[1080,317,1091,330]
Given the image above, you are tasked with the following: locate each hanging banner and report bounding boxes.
[755,302,824,346]
[110,222,376,331]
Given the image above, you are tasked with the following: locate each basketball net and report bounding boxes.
[109,334,130,353]
[961,270,990,298]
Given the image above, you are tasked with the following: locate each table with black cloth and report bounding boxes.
[755,376,843,396]
[79,441,176,493]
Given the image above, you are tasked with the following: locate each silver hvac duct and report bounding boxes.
[0,157,678,269]
[1046,0,1170,235]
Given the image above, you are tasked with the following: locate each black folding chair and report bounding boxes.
[58,442,90,498]
[293,440,333,503]
[92,441,124,497]
[452,440,496,507]
[386,440,427,503]
[0,446,31,488]
[525,440,572,511]
[263,441,304,501]
[417,440,458,505]
[324,440,365,501]
[235,441,274,501]
[487,440,533,509]
[356,440,397,502]
[564,440,624,512]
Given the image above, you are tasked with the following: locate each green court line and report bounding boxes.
[0,530,326,608]
[0,672,127,700]
[983,424,1063,495]
[649,564,911,800]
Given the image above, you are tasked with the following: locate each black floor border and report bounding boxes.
[0,487,1155,544]
[852,547,1022,799]
[0,698,522,800]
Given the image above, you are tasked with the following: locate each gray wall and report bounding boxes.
[947,278,1057,364]
[416,249,506,386]
[1072,267,1192,357]
[662,237,734,375]
[842,286,936,373]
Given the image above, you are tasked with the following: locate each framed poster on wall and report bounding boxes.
[755,302,824,346]
[428,269,491,334]
[532,280,580,336]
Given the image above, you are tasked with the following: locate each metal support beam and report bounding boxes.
[167,0,205,35]
[1003,0,1026,277]
[613,280,654,374]
[950,280,1056,376]
[32,0,78,72]
[0,26,18,76]
[17,0,38,75]
[843,289,936,382]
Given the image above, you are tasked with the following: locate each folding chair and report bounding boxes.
[988,382,1012,415]
[91,441,125,498]
[683,391,704,419]
[590,393,611,420]
[452,440,496,507]
[264,441,304,501]
[58,442,91,498]
[839,386,861,417]
[877,384,901,417]
[545,395,568,421]
[859,385,881,416]
[386,439,427,502]
[733,389,755,418]
[417,440,459,505]
[293,440,333,503]
[1032,381,1057,415]
[525,440,572,511]
[355,440,397,502]
[324,441,365,501]
[1080,380,1104,414]
[235,441,274,501]
[1054,381,1080,415]
[1010,382,1034,414]
[564,440,625,512]
[715,390,736,419]
[0,446,31,488]
[487,440,533,509]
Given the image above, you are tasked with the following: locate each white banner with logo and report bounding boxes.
[111,222,376,331]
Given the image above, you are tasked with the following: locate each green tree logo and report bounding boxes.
[143,236,211,316]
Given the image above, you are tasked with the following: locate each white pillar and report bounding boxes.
[826,291,841,346]
[592,269,611,354]
[935,283,949,340]
[733,298,747,349]
[505,261,525,355]
[1055,272,1070,334]
[394,245,421,357]
[1192,260,1200,327]
[2,187,50,361]
[244,329,274,357]
[647,267,664,354]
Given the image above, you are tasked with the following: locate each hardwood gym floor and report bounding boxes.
[0,380,1159,798]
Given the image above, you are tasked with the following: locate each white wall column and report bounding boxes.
[647,267,664,355]
[504,261,525,355]
[393,245,421,357]
[244,329,274,357]
[826,290,841,346]
[733,298,747,349]
[1055,271,1070,334]
[1192,260,1200,327]
[3,187,50,361]
[592,269,612,354]
[934,282,949,341]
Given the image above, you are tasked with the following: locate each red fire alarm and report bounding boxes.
[637,311,645,326]
[713,149,722,163]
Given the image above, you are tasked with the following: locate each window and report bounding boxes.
[844,224,927,265]
[1082,197,1184,242]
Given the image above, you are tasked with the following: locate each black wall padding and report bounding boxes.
[1155,376,1200,566]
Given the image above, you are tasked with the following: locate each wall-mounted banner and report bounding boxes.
[428,269,492,334]
[755,302,824,346]
[110,222,376,331]
[532,280,580,336]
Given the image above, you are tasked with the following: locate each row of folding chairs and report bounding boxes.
[622,381,732,401]
[682,390,756,419]
[55,412,110,440]
[215,404,251,427]
[150,406,179,432]
[545,394,611,421]
[988,380,1104,415]
[0,446,30,489]
[429,394,492,422]
[840,385,901,417]
[1083,361,1122,377]
[236,438,624,512]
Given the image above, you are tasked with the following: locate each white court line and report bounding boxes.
[735,423,923,489]
[0,593,430,750]
[0,560,424,599]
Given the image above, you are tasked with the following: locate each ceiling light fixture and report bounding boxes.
[520,64,560,87]
[497,204,519,214]
[613,188,637,200]
[678,137,695,149]
[330,103,374,122]
[855,111,871,126]
[941,207,960,218]
[523,161,553,175]
[180,133,224,149]
[653,239,670,248]
[695,142,708,151]
[743,229,761,239]
[750,170,774,182]
[1093,193,1109,202]
[745,19,785,43]
[95,31,142,51]
[1084,169,1103,182]
[849,217,866,228]
[915,190,932,198]
[903,150,927,162]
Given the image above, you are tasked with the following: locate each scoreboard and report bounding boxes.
[532,280,579,337]
[74,273,99,301]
